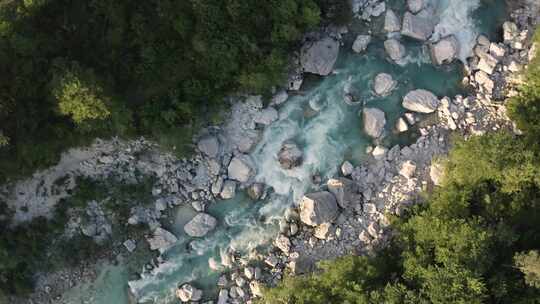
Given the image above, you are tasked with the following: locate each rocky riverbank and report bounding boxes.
[2,0,539,304]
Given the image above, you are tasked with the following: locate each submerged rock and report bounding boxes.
[341,161,354,176]
[352,35,371,53]
[384,39,406,63]
[299,191,339,226]
[430,35,459,65]
[402,89,440,113]
[184,213,218,237]
[300,37,340,76]
[373,73,397,97]
[278,141,303,169]
[362,108,386,139]
[401,11,434,41]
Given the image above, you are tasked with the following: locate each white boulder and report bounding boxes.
[300,37,340,76]
[352,35,371,53]
[403,89,440,113]
[184,213,218,237]
[384,39,406,62]
[363,108,386,138]
[373,73,397,96]
[227,155,254,183]
[430,35,459,65]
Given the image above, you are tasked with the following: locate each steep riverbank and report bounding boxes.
[3,0,539,303]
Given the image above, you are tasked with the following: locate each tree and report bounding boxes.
[515,251,540,288]
[51,61,110,130]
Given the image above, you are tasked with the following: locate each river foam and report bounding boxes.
[431,0,482,62]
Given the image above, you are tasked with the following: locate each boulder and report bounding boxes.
[407,0,424,13]
[220,180,237,199]
[250,281,263,297]
[399,160,417,178]
[184,213,217,237]
[430,35,459,65]
[352,35,371,53]
[123,239,136,253]
[384,39,406,62]
[314,222,331,240]
[147,228,178,253]
[373,73,397,96]
[300,37,340,76]
[197,136,219,158]
[299,191,339,226]
[227,155,254,183]
[274,234,291,254]
[384,9,401,33]
[217,289,229,304]
[254,107,279,125]
[247,183,264,200]
[503,21,519,44]
[395,117,409,133]
[402,89,440,113]
[401,11,434,41]
[372,145,387,159]
[176,284,202,302]
[341,161,354,176]
[327,178,359,209]
[271,90,288,106]
[363,108,386,138]
[430,162,445,186]
[278,142,303,169]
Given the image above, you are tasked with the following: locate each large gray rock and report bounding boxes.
[220,180,237,199]
[384,39,406,62]
[430,35,459,65]
[402,89,440,113]
[384,9,401,33]
[147,227,178,252]
[197,136,219,158]
[227,155,254,183]
[176,284,202,302]
[184,213,217,237]
[254,107,278,125]
[430,162,445,186]
[363,108,386,138]
[299,191,339,226]
[407,0,424,13]
[373,73,397,96]
[352,35,371,53]
[327,178,359,209]
[278,142,303,169]
[300,37,340,76]
[401,11,434,41]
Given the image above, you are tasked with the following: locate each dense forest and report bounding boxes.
[261,31,540,303]
[0,0,350,183]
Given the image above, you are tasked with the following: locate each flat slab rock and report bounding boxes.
[363,108,386,139]
[184,213,218,237]
[300,37,340,76]
[299,191,339,227]
[402,89,440,113]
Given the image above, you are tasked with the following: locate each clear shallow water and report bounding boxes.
[65,1,507,303]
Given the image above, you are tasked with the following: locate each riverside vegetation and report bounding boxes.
[261,31,540,304]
